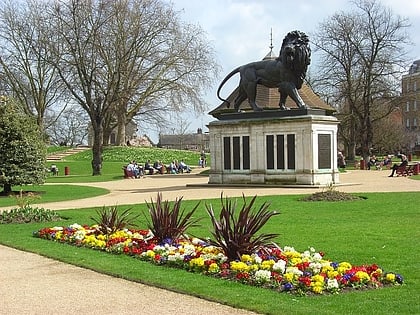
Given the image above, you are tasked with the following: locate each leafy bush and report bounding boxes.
[91,206,139,235]
[0,205,61,224]
[206,194,280,261]
[144,192,201,243]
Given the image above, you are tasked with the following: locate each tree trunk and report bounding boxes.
[116,110,127,146]
[91,123,104,176]
[2,183,12,194]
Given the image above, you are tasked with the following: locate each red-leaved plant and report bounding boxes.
[144,192,201,242]
[91,206,139,235]
[206,194,280,261]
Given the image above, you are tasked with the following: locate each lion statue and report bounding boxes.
[217,30,311,112]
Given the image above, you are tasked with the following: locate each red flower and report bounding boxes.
[298,276,312,287]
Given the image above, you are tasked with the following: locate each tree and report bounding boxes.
[312,0,411,160]
[0,97,47,194]
[46,0,219,174]
[45,105,89,146]
[0,0,66,131]
[96,0,219,146]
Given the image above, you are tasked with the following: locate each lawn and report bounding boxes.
[1,192,419,315]
[0,185,109,207]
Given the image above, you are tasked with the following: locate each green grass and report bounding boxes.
[1,192,419,315]
[0,185,109,207]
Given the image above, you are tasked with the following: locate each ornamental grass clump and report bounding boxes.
[144,192,202,243]
[206,194,280,261]
[91,206,139,235]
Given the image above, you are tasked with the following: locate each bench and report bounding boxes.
[396,165,414,177]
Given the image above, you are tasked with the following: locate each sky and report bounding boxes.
[152,0,420,139]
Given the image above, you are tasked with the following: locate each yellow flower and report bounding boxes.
[311,282,324,294]
[355,271,370,282]
[146,250,155,258]
[208,263,220,273]
[327,270,339,279]
[189,257,205,268]
[337,262,352,274]
[230,261,250,272]
[311,274,325,283]
[386,273,396,282]
[261,259,275,270]
[241,254,252,263]
[284,272,295,282]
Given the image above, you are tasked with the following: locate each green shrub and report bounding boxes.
[0,205,61,224]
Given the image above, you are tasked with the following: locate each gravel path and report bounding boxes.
[1,168,419,314]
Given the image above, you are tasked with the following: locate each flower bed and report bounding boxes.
[34,223,403,295]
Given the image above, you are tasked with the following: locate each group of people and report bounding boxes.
[366,155,393,170]
[337,151,408,177]
[125,159,192,178]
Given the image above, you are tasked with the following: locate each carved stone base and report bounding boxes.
[208,113,339,186]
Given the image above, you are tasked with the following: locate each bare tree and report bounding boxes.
[45,0,219,175]
[0,0,66,130]
[97,0,219,145]
[45,105,89,146]
[312,0,411,160]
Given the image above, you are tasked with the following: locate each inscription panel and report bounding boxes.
[318,134,331,169]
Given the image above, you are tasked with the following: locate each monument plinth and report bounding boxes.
[208,111,339,186]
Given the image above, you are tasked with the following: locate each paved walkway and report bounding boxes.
[1,168,419,314]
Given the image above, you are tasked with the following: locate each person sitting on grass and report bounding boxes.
[144,160,154,175]
[367,155,379,170]
[388,154,408,177]
[178,160,192,173]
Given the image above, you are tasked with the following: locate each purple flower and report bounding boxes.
[283,283,294,291]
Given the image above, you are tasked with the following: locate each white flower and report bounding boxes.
[167,252,184,262]
[326,278,339,290]
[302,250,311,258]
[183,244,196,256]
[309,262,322,273]
[252,254,262,264]
[73,230,86,241]
[312,253,323,261]
[283,246,296,252]
[69,223,82,230]
[254,269,271,283]
[286,266,303,276]
[272,260,287,273]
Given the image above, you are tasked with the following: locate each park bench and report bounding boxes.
[395,165,414,177]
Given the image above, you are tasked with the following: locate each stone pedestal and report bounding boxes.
[208,109,339,186]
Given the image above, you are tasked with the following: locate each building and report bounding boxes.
[401,60,420,154]
[158,128,209,152]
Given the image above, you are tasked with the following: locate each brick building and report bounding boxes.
[401,60,420,154]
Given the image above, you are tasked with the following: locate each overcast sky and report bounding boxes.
[153,0,420,138]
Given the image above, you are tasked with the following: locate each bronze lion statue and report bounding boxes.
[217,30,311,111]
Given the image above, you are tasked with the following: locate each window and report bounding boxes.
[414,100,417,111]
[406,101,410,112]
[414,118,418,127]
[406,118,410,128]
[414,81,417,92]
